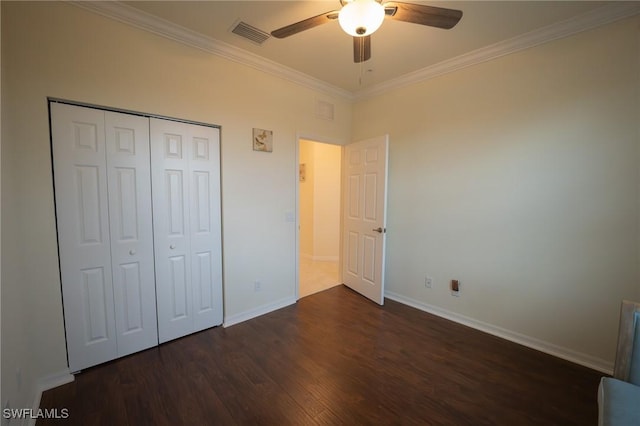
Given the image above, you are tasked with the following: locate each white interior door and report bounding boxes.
[54,103,223,368]
[151,118,223,343]
[52,103,117,371]
[105,111,158,356]
[151,119,193,343]
[342,135,389,305]
[188,125,223,332]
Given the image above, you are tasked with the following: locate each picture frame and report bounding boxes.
[253,128,273,152]
[299,163,306,182]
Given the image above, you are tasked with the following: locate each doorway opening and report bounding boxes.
[298,139,342,298]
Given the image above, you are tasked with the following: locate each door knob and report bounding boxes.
[170,244,176,249]
[129,249,136,255]
[373,227,385,233]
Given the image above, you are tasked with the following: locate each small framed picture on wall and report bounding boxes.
[299,163,306,182]
[253,128,273,152]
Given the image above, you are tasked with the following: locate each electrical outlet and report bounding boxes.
[254,281,262,292]
[451,279,460,296]
[425,276,433,288]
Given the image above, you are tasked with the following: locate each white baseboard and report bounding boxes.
[223,296,296,328]
[28,369,74,426]
[385,291,614,375]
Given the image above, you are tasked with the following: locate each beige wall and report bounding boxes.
[353,16,640,368]
[2,0,639,415]
[299,140,341,261]
[1,1,351,411]
[312,142,341,261]
[299,140,315,258]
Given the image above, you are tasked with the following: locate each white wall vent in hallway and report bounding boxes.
[316,100,335,121]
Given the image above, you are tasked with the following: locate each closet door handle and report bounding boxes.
[129,249,136,255]
[170,244,176,250]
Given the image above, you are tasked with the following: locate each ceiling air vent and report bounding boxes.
[231,20,270,45]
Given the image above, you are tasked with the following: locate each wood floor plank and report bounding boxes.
[39,285,603,425]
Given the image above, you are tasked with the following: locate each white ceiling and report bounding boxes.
[119,1,635,94]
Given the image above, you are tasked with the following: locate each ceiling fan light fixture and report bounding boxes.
[338,0,385,37]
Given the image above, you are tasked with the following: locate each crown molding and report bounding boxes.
[70,1,354,100]
[354,2,640,100]
[71,1,639,103]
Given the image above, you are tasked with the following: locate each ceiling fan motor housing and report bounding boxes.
[339,0,386,37]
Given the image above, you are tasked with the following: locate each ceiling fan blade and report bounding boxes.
[383,2,462,29]
[271,10,339,38]
[353,36,371,63]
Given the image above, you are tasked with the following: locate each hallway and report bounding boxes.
[299,257,340,298]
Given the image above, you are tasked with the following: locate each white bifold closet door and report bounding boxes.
[52,103,158,372]
[150,118,223,343]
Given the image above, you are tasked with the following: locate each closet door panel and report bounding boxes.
[151,119,194,343]
[105,111,158,355]
[151,119,223,342]
[51,103,117,372]
[189,127,223,331]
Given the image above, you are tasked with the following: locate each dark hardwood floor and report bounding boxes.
[40,285,603,425]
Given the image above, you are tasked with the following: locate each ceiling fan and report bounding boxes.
[270,0,463,63]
